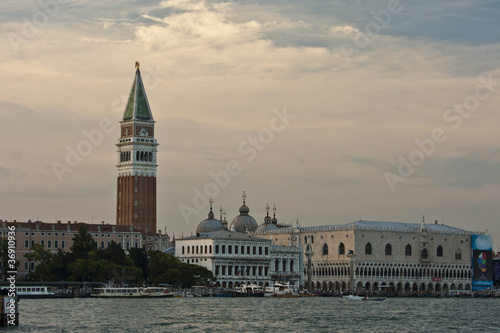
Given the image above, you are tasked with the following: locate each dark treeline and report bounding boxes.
[10,225,213,287]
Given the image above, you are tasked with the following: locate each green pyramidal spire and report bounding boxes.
[123,62,154,121]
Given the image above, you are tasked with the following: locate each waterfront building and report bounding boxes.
[175,197,302,289]
[0,220,169,279]
[116,62,159,234]
[260,218,488,294]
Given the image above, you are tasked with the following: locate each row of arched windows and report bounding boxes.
[305,235,314,244]
[274,259,295,272]
[309,263,471,281]
[119,151,153,163]
[182,244,212,255]
[363,243,458,259]
[120,151,131,162]
[320,242,462,260]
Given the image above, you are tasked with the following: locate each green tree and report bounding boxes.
[24,244,65,281]
[146,250,214,287]
[129,247,148,278]
[98,241,134,267]
[70,224,97,259]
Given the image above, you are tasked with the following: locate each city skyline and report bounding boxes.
[1,1,499,249]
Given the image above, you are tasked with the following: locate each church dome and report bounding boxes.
[229,191,258,233]
[256,222,278,234]
[255,203,278,234]
[196,200,223,234]
[231,215,258,233]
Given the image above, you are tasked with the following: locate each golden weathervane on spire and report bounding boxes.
[135,61,140,69]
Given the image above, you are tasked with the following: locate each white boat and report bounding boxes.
[265,282,299,298]
[343,295,365,300]
[15,286,55,298]
[91,286,173,298]
[233,284,264,297]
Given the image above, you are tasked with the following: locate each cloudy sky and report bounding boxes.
[1,0,500,249]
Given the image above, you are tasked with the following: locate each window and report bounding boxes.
[101,242,105,249]
[222,245,226,254]
[228,245,232,254]
[25,240,29,248]
[228,266,232,275]
[365,243,372,255]
[311,236,314,244]
[204,245,207,254]
[215,245,219,254]
[421,248,428,259]
[275,259,279,271]
[241,246,244,254]
[187,246,190,254]
[247,246,250,255]
[253,246,256,255]
[222,266,226,275]
[209,245,212,253]
[235,246,238,254]
[24,262,28,270]
[385,243,392,256]
[182,246,185,255]
[196,246,199,254]
[41,240,44,247]
[322,243,329,255]
[259,247,262,255]
[338,242,345,255]
[455,250,462,260]
[265,247,268,255]
[437,245,443,257]
[61,240,65,249]
[304,236,307,244]
[215,265,220,275]
[55,241,58,248]
[290,259,294,272]
[405,244,412,256]
[282,259,287,272]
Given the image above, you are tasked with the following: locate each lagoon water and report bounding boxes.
[17,297,500,332]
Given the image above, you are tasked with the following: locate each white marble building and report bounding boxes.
[262,218,488,294]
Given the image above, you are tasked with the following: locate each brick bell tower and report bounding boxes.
[116,62,158,234]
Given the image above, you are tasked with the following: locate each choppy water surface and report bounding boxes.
[18,297,500,332]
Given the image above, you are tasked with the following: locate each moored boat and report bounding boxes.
[266,282,299,298]
[233,284,264,297]
[91,286,173,298]
[15,286,55,299]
